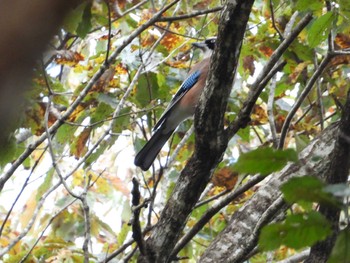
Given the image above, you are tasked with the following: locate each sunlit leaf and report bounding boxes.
[63,2,88,34]
[308,12,335,48]
[112,106,132,133]
[295,0,323,12]
[36,168,54,201]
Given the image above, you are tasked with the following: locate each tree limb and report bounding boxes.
[199,122,339,262]
[137,1,255,262]
[305,85,350,262]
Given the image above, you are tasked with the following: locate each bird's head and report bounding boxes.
[192,37,216,58]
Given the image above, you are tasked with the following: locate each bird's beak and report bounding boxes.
[192,41,206,50]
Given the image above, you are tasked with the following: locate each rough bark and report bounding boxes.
[199,123,338,262]
[305,89,350,262]
[137,0,255,262]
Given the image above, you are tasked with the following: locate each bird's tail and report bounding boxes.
[134,128,174,171]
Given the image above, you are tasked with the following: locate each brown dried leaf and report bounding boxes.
[160,33,182,51]
[329,55,350,68]
[243,55,255,76]
[55,50,84,66]
[164,60,189,69]
[259,45,274,57]
[289,62,309,84]
[71,128,91,158]
[91,67,116,92]
[250,104,268,125]
[335,33,350,49]
[212,167,239,190]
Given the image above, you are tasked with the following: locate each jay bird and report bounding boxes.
[134,38,216,171]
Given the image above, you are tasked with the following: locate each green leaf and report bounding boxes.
[295,0,323,12]
[76,2,92,38]
[112,106,132,133]
[36,168,54,201]
[232,148,298,175]
[328,228,350,263]
[281,176,340,209]
[118,222,131,246]
[237,126,250,142]
[56,124,78,145]
[308,12,335,48]
[135,72,160,107]
[0,136,17,167]
[63,2,87,34]
[259,211,332,250]
[90,102,113,125]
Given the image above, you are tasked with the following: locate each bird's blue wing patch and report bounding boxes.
[153,70,201,131]
[181,70,201,91]
[168,70,200,107]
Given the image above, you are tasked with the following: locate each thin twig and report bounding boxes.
[81,175,92,263]
[314,51,325,130]
[0,0,180,192]
[102,226,154,262]
[0,145,47,237]
[19,198,77,263]
[269,0,283,39]
[104,0,112,63]
[226,12,313,139]
[278,53,332,149]
[166,125,194,168]
[195,188,230,208]
[170,174,264,258]
[158,6,222,22]
[268,75,278,148]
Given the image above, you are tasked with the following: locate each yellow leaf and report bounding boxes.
[20,190,38,230]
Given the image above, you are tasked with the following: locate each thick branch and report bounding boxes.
[137,1,255,262]
[200,122,339,262]
[305,90,350,262]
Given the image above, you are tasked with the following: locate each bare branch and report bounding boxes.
[129,178,146,255]
[269,0,284,39]
[157,6,222,22]
[226,12,313,139]
[278,53,332,149]
[199,123,339,262]
[137,1,255,262]
[171,174,263,257]
[267,75,278,148]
